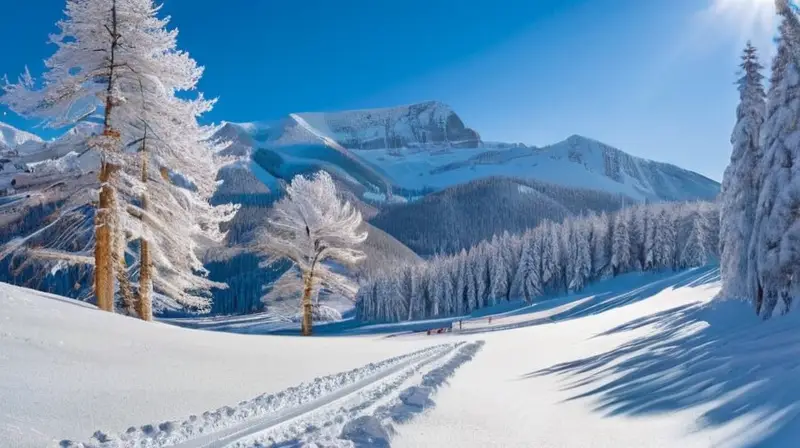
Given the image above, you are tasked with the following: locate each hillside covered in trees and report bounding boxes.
[358,201,718,323]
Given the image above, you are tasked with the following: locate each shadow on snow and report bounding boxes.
[453,266,719,335]
[162,266,721,337]
[526,288,800,447]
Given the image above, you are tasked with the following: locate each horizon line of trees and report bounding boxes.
[356,200,719,323]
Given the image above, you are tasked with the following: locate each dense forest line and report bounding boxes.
[356,201,719,323]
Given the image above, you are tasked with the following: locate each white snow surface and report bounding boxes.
[5,266,800,447]
[0,121,43,150]
[0,283,439,447]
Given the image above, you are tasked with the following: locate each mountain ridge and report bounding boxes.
[208,101,719,203]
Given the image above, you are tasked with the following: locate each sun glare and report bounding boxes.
[708,0,778,46]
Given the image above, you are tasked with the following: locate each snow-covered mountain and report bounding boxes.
[235,100,481,151]
[0,121,42,152]
[217,102,720,203]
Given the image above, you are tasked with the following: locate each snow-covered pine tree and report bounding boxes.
[465,248,478,313]
[751,2,800,317]
[386,269,409,322]
[720,42,766,301]
[654,208,677,270]
[454,249,468,315]
[254,171,367,335]
[628,206,645,272]
[475,243,490,308]
[611,211,631,275]
[398,265,415,319]
[540,221,557,292]
[681,208,711,268]
[564,221,578,292]
[523,228,545,300]
[569,221,592,292]
[488,238,508,306]
[441,258,456,316]
[643,206,657,270]
[426,260,442,317]
[591,212,612,279]
[501,232,521,301]
[556,223,569,292]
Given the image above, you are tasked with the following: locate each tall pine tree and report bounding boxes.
[720,42,766,301]
[751,2,800,317]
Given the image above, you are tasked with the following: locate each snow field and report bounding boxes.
[0,283,442,448]
[8,266,800,447]
[232,341,483,447]
[61,343,451,447]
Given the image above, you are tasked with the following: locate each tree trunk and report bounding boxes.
[138,144,153,321]
[94,160,116,312]
[94,0,121,312]
[137,238,153,320]
[755,282,764,317]
[115,233,135,315]
[301,272,314,336]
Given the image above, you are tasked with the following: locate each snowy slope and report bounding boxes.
[7,267,800,447]
[0,282,440,447]
[395,267,800,448]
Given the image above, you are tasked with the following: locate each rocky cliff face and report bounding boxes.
[292,100,481,150]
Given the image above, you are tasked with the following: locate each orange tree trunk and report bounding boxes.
[94,160,117,312]
[136,141,154,321]
[301,272,314,336]
[137,238,153,321]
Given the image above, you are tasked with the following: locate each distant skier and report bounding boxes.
[488,316,492,324]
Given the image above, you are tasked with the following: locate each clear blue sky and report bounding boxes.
[0,0,780,181]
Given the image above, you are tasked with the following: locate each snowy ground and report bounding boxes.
[0,284,439,447]
[4,267,800,447]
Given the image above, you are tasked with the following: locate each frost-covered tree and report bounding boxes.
[591,213,612,278]
[643,207,657,270]
[681,210,712,268]
[454,249,468,315]
[611,211,631,275]
[465,249,478,312]
[488,237,508,305]
[720,42,766,301]
[254,171,367,336]
[475,243,490,308]
[654,208,677,270]
[1,0,235,318]
[751,2,800,317]
[516,229,543,302]
[426,260,442,316]
[569,221,592,292]
[539,221,557,290]
[628,206,645,271]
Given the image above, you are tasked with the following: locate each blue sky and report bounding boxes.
[0,0,780,181]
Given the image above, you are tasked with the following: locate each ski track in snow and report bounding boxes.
[233,341,485,447]
[60,342,469,448]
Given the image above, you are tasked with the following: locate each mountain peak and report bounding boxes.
[0,121,43,151]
